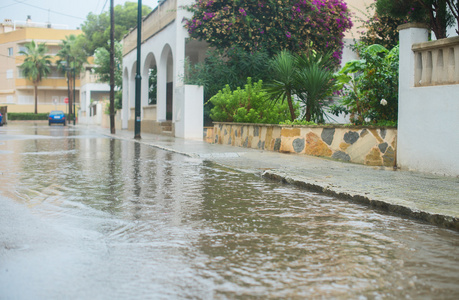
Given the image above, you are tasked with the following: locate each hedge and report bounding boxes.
[7,113,75,120]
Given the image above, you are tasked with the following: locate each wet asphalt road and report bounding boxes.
[1,123,459,299]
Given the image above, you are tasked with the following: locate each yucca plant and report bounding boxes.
[267,49,335,122]
[295,51,335,122]
[266,50,298,121]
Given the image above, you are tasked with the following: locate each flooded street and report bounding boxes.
[1,123,458,299]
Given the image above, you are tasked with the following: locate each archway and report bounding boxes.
[159,44,173,121]
[129,62,137,110]
[142,52,158,107]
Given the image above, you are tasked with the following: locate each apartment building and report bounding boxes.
[0,18,82,113]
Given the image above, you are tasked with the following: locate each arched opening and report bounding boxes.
[129,62,137,109]
[143,53,157,106]
[160,44,173,121]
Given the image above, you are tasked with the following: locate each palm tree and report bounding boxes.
[56,35,87,116]
[266,50,298,121]
[19,41,52,114]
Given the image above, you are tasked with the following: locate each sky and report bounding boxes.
[0,0,159,30]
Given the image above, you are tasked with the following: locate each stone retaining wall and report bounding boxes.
[212,123,397,167]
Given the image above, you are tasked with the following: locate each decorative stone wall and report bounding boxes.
[212,123,397,167]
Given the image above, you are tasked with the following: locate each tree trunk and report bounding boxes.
[286,91,296,121]
[110,0,116,134]
[34,84,38,114]
[305,105,311,122]
[68,75,73,116]
[419,0,448,39]
[446,0,459,35]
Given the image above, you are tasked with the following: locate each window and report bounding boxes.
[17,67,24,78]
[18,46,27,54]
[8,47,13,56]
[6,69,13,79]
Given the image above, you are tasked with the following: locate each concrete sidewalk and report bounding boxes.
[94,126,459,230]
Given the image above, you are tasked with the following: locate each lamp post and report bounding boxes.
[73,58,76,125]
[109,0,115,134]
[134,0,142,139]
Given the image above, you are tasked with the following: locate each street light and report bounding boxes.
[134,0,142,139]
[73,59,76,126]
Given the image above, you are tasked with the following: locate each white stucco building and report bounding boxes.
[121,0,207,139]
[78,62,111,126]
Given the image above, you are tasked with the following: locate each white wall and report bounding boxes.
[397,25,459,176]
[174,85,204,139]
[79,82,110,125]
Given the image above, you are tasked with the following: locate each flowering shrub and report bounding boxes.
[185,0,353,64]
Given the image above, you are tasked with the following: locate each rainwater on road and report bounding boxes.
[1,123,458,299]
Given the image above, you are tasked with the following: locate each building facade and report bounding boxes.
[0,18,81,113]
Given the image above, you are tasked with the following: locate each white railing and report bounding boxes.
[413,36,459,86]
[13,20,69,30]
[80,73,102,85]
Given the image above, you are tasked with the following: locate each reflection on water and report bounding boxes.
[0,124,458,299]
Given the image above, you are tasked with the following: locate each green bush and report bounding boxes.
[209,78,298,124]
[8,113,49,120]
[331,43,399,125]
[8,112,75,121]
[185,48,271,125]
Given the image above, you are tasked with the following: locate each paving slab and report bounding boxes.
[93,126,459,230]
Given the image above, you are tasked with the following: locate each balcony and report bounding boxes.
[15,78,81,89]
[80,72,103,85]
[15,55,62,65]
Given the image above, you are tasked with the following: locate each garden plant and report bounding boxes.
[330,43,399,125]
[267,49,336,123]
[209,78,299,124]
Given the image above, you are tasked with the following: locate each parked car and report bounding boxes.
[48,110,66,126]
[0,112,3,126]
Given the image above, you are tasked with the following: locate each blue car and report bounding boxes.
[48,110,66,126]
[0,112,3,126]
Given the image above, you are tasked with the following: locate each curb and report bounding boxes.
[262,170,459,231]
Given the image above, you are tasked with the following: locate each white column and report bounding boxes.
[122,69,129,129]
[157,55,167,122]
[174,85,204,139]
[398,23,429,90]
